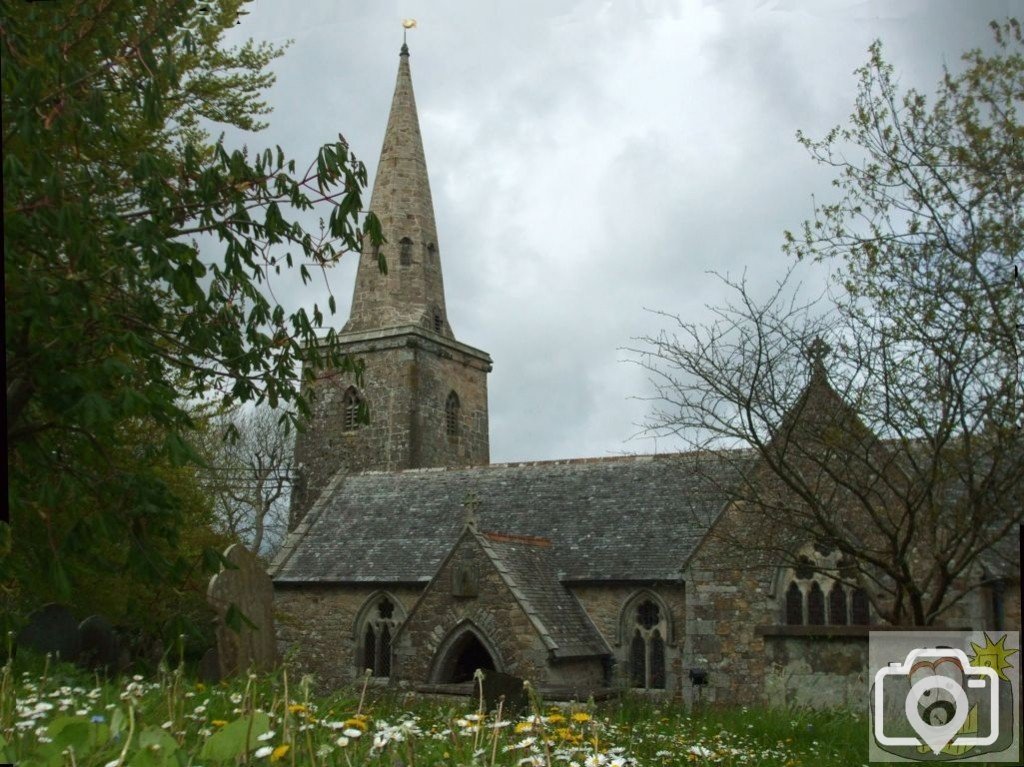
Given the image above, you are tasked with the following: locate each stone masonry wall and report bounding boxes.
[290,328,490,528]
[273,584,423,689]
[570,584,686,697]
[394,536,603,686]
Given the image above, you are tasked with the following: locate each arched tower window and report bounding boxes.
[627,598,667,689]
[445,391,460,437]
[342,387,364,432]
[355,594,402,678]
[399,237,413,266]
[433,308,444,334]
[426,243,436,264]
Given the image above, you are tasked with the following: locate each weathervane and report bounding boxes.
[402,18,417,52]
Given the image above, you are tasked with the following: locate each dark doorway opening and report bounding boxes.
[437,631,497,683]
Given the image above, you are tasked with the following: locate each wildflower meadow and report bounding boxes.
[1,645,873,766]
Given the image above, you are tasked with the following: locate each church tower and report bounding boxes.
[289,44,492,529]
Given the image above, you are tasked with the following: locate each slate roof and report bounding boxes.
[271,453,745,584]
[475,531,610,658]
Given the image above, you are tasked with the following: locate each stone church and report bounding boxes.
[270,45,1020,707]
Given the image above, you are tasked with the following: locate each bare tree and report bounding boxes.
[632,23,1023,626]
[200,404,294,559]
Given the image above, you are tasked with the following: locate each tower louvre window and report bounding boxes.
[426,243,436,263]
[445,391,460,437]
[433,308,444,333]
[343,387,364,431]
[400,237,413,266]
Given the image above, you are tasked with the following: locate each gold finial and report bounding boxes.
[401,18,417,52]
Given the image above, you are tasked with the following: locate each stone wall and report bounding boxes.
[273,583,423,689]
[394,535,604,687]
[290,326,490,528]
[761,630,868,708]
[570,583,686,696]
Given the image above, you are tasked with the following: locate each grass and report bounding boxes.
[0,646,879,766]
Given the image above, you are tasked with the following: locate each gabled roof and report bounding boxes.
[475,530,610,659]
[270,453,745,584]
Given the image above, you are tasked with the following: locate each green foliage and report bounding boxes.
[2,0,382,607]
[199,711,270,761]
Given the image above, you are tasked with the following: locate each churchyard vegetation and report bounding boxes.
[1,649,866,766]
[3,0,380,627]
[635,20,1023,625]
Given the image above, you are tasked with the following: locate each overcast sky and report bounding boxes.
[220,0,1013,464]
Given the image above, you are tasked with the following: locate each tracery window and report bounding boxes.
[357,596,400,678]
[342,387,364,432]
[779,544,871,627]
[400,237,413,266]
[628,599,666,689]
[445,391,460,437]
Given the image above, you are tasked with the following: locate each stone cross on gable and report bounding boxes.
[804,336,831,379]
[462,492,481,530]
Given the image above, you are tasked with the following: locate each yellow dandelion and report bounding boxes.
[547,713,566,725]
[514,721,533,733]
[270,744,290,762]
[344,717,368,731]
[211,719,228,727]
[571,712,592,723]
[287,704,307,714]
[195,682,206,692]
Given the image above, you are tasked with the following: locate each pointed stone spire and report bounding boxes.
[344,44,453,338]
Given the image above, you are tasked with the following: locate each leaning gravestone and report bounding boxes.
[207,543,277,678]
[78,615,119,672]
[481,670,529,716]
[18,604,81,662]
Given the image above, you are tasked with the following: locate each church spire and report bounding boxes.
[344,43,453,338]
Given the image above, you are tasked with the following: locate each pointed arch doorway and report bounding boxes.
[431,626,500,683]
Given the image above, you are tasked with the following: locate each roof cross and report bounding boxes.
[462,492,481,530]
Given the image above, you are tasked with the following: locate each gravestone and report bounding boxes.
[480,670,528,716]
[18,604,81,661]
[78,615,119,672]
[207,543,277,678]
[199,647,221,684]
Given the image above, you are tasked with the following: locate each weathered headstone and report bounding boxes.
[17,604,81,662]
[480,670,528,716]
[207,543,277,678]
[78,615,119,672]
[199,647,221,684]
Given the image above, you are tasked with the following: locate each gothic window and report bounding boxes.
[445,391,460,437]
[627,598,667,689]
[851,587,870,626]
[400,237,413,266]
[433,308,444,334]
[807,582,825,625]
[342,387,364,432]
[828,584,848,625]
[780,544,871,627]
[357,595,400,678]
[785,582,803,625]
